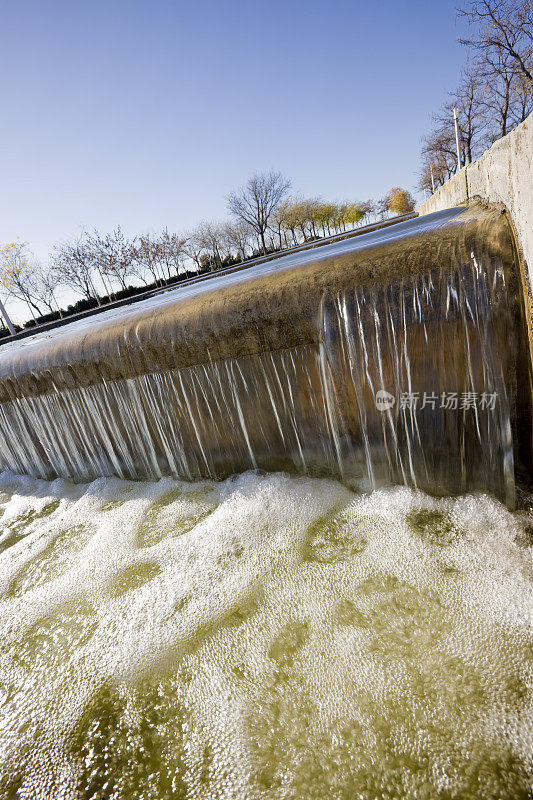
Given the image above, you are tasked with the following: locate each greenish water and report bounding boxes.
[0,470,531,799]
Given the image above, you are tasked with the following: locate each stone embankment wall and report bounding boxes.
[418,115,532,479]
[418,113,532,301]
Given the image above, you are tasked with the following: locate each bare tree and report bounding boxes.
[420,1,532,191]
[449,68,488,162]
[457,2,532,140]
[88,227,133,292]
[459,0,533,88]
[359,200,376,223]
[376,195,391,220]
[481,44,533,137]
[421,66,487,190]
[184,222,225,272]
[159,229,188,279]
[25,264,64,317]
[182,230,205,273]
[512,70,533,122]
[487,53,520,138]
[420,122,464,193]
[199,222,225,269]
[221,221,252,263]
[227,170,291,255]
[131,234,167,286]
[52,238,101,305]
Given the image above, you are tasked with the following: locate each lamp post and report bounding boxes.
[453,107,462,170]
[0,298,15,336]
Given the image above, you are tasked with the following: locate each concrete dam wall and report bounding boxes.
[0,205,529,507]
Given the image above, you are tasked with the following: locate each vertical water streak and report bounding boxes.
[319,245,515,503]
[0,241,518,505]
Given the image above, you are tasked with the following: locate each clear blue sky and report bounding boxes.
[1,0,469,267]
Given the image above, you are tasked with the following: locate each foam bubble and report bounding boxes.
[0,470,531,799]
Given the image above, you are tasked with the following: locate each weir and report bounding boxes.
[0,205,530,506]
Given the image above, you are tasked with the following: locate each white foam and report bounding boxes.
[0,470,531,798]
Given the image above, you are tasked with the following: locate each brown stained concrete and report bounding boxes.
[0,204,528,498]
[0,205,519,402]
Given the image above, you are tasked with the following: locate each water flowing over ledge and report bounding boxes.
[0,206,529,506]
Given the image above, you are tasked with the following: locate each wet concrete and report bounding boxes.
[0,206,529,504]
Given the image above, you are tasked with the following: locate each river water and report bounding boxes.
[0,468,531,799]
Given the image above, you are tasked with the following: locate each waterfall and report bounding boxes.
[0,206,531,799]
[0,206,527,507]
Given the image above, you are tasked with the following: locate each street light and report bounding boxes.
[453,107,462,171]
[0,298,15,336]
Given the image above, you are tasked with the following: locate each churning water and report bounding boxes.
[0,468,531,799]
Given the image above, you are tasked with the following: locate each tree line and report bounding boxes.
[420,0,532,193]
[0,181,414,333]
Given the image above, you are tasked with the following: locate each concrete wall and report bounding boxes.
[418,114,533,301]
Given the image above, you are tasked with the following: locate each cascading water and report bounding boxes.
[0,206,527,507]
[0,206,531,798]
